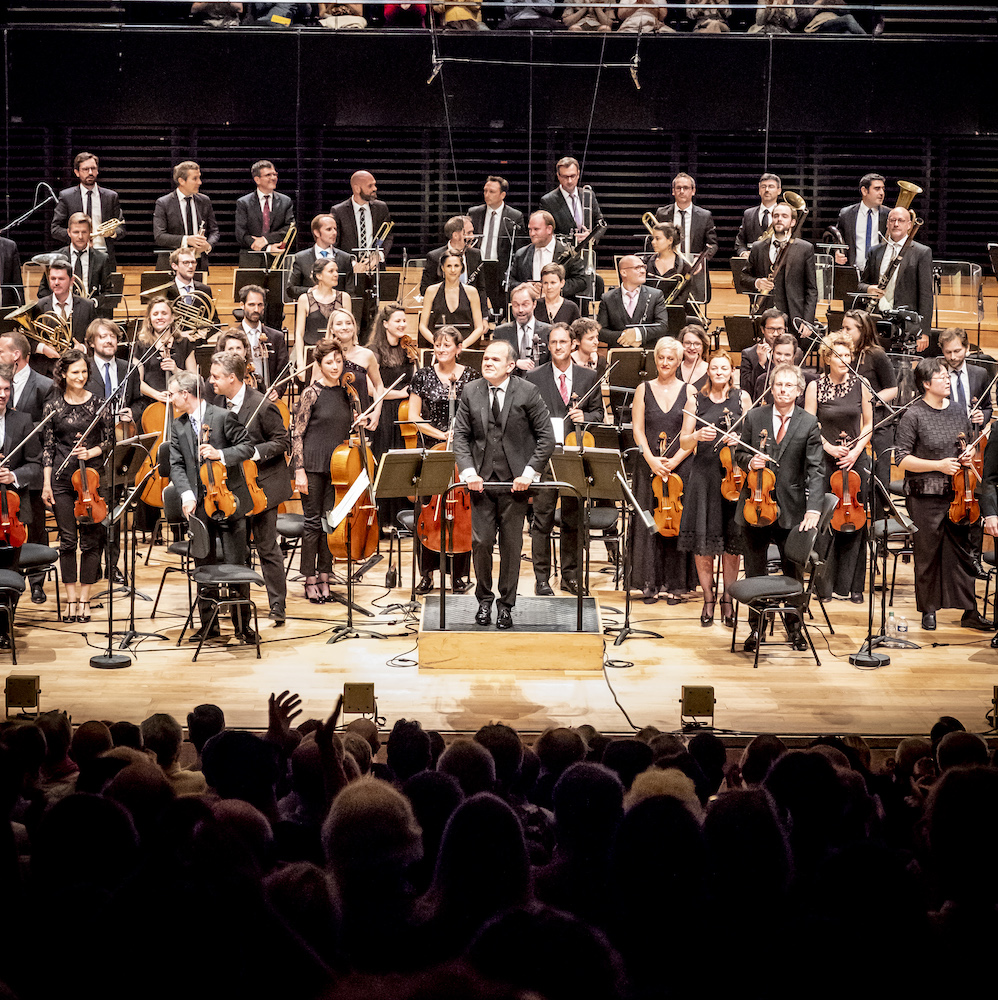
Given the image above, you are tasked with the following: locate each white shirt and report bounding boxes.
[460,376,538,482]
[175,277,196,299]
[877,239,905,311]
[950,365,971,413]
[175,189,200,242]
[758,203,774,227]
[11,365,29,408]
[772,406,794,441]
[180,401,208,509]
[81,184,105,248]
[854,204,882,271]
[532,238,557,280]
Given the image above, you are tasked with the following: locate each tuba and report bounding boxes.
[759,191,807,242]
[895,181,923,211]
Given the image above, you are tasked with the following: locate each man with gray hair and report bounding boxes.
[140,713,207,796]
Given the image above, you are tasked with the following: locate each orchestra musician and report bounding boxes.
[468,175,525,315]
[538,157,604,247]
[327,308,385,421]
[833,172,889,270]
[894,356,992,633]
[408,326,479,595]
[419,216,485,298]
[978,428,998,647]
[164,248,217,320]
[37,213,114,317]
[168,368,255,644]
[51,152,125,270]
[41,348,114,627]
[734,362,824,653]
[0,236,23,310]
[740,309,799,402]
[569,317,604,378]
[678,350,751,627]
[236,284,289,397]
[753,334,815,405]
[210,328,260,395]
[234,159,296,267]
[135,297,198,420]
[525,322,603,596]
[418,250,487,350]
[286,214,355,300]
[293,256,350,379]
[858,206,933,353]
[152,160,219,271]
[678,324,710,390]
[803,335,873,603]
[639,222,692,305]
[208,350,291,626]
[290,338,356,604]
[492,284,551,373]
[734,173,782,258]
[534,263,581,328]
[596,256,669,348]
[508,211,586,302]
[630,337,698,605]
[654,172,718,304]
[34,257,94,371]
[453,340,555,629]
[739,202,818,332]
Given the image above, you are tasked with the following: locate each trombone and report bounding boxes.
[643,209,695,268]
[268,222,297,272]
[358,221,394,268]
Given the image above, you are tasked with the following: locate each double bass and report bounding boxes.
[651,432,684,537]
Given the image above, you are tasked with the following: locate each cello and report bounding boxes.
[136,399,171,507]
[651,432,684,537]
[830,431,866,532]
[718,407,746,502]
[742,429,779,527]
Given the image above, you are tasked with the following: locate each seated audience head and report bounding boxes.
[534,727,586,779]
[140,713,184,769]
[109,721,143,750]
[474,722,524,793]
[936,730,988,771]
[739,733,787,786]
[187,704,225,754]
[601,738,654,791]
[437,738,496,796]
[387,719,431,783]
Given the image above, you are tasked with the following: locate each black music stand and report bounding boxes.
[723,315,759,354]
[233,267,285,329]
[607,348,655,425]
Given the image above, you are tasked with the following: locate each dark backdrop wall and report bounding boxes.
[3,27,997,268]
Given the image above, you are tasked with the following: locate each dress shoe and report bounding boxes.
[960,610,993,631]
[535,580,555,596]
[30,584,45,605]
[0,633,11,650]
[971,559,990,581]
[496,607,513,630]
[111,568,127,585]
[415,574,435,595]
[641,588,658,605]
[921,612,936,631]
[788,627,809,652]
[188,626,222,643]
[474,603,492,626]
[742,631,760,653]
[990,632,998,649]
[238,627,259,645]
[452,578,473,595]
[849,592,865,604]
[666,595,683,606]
[269,605,286,625]
[561,579,580,596]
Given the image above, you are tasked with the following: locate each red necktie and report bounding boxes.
[262,195,271,234]
[559,373,569,405]
[777,414,789,443]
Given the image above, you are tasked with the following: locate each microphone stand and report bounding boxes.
[0,183,57,236]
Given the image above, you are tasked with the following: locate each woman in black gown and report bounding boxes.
[678,323,710,390]
[535,262,581,327]
[418,251,486,350]
[640,222,691,307]
[293,257,350,378]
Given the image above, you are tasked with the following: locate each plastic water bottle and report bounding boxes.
[887,611,897,637]
[896,614,908,635]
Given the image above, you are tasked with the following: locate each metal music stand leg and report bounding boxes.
[327,517,386,643]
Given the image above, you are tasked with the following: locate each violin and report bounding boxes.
[72,435,108,525]
[651,432,684,537]
[199,422,239,521]
[949,431,982,526]
[0,463,26,548]
[743,429,779,527]
[830,431,866,533]
[327,373,380,561]
[415,376,473,555]
[718,407,746,502]
[565,391,595,449]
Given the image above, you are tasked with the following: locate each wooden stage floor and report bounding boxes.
[10,531,998,739]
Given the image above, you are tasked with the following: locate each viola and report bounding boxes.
[327,373,380,561]
[0,479,27,548]
[949,431,982,526]
[718,407,746,502]
[199,422,239,521]
[137,399,171,507]
[565,391,595,449]
[830,431,866,532]
[651,432,684,537]
[242,459,269,516]
[743,429,779,527]
[72,436,109,525]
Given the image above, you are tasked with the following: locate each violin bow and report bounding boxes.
[350,371,407,429]
[0,409,57,472]
[690,412,779,467]
[967,367,998,421]
[571,360,619,412]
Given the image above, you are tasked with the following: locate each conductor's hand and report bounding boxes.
[466,474,484,492]
[799,510,820,531]
[511,475,532,492]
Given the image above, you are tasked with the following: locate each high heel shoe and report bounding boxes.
[304,578,322,604]
[701,593,715,626]
[721,596,735,629]
[78,602,91,624]
[318,574,331,602]
[62,602,77,623]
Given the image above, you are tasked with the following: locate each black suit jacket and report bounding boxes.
[835,203,891,267]
[492,320,552,371]
[596,285,670,348]
[235,190,295,250]
[538,187,604,245]
[286,246,355,299]
[0,237,23,309]
[977,430,998,520]
[51,186,124,269]
[740,343,805,402]
[233,385,292,510]
[734,405,825,531]
[330,198,394,258]
[34,294,94,347]
[419,245,485,296]
[12,367,53,423]
[37,246,113,305]
[734,205,773,255]
[468,203,525,273]
[453,376,556,481]
[859,242,933,339]
[655,202,718,301]
[509,242,586,299]
[950,361,993,427]
[740,238,818,330]
[85,356,141,412]
[1,410,43,513]
[153,191,221,251]
[249,325,290,398]
[526,363,602,442]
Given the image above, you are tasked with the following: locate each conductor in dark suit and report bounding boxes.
[168,369,255,644]
[655,172,718,303]
[734,363,825,653]
[734,173,782,257]
[509,211,586,300]
[526,323,602,595]
[453,341,556,629]
[209,351,292,624]
[51,152,125,270]
[538,156,604,247]
[858,206,933,351]
[469,175,525,314]
[739,203,818,332]
[0,237,23,309]
[153,160,220,271]
[38,213,114,317]
[491,284,551,373]
[235,159,296,267]
[286,214,355,300]
[596,256,670,348]
[419,216,485,297]
[833,172,889,270]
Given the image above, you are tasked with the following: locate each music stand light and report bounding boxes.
[680,685,715,731]
[343,682,376,716]
[5,674,40,718]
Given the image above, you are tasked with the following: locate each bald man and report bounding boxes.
[596,255,670,348]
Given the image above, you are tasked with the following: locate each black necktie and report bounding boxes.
[86,189,93,220]
[74,251,84,281]
[185,196,195,236]
[762,208,770,230]
[491,386,501,423]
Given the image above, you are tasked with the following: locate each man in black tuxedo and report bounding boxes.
[833,172,889,270]
[419,216,485,297]
[538,156,604,248]
[739,309,801,401]
[655,172,718,303]
[453,341,555,629]
[235,159,296,268]
[509,211,586,301]
[596,256,669,348]
[526,323,602,596]
[0,331,53,604]
[38,213,114,317]
[168,369,255,644]
[164,248,218,330]
[229,286,290,397]
[468,175,524,316]
[35,258,94,369]
[153,160,220,272]
[734,363,825,653]
[858,206,933,352]
[51,152,125,270]
[491,284,551,374]
[286,214,355,300]
[0,237,23,310]
[734,173,782,257]
[209,351,292,624]
[739,203,818,332]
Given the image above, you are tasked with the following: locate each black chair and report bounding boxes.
[17,542,61,620]
[729,494,838,669]
[0,569,25,663]
[276,512,305,578]
[150,484,196,620]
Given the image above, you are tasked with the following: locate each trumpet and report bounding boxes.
[191,221,208,258]
[92,217,123,240]
[268,222,297,272]
[759,191,807,242]
[895,181,923,211]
